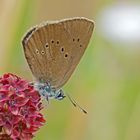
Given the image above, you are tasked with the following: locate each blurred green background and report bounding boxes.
[0,0,140,140]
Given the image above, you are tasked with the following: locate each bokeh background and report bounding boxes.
[0,0,140,140]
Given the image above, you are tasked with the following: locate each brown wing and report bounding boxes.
[22,17,94,89]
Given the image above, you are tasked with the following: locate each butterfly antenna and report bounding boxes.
[66,93,88,114]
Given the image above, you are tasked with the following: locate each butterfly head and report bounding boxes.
[55,89,66,100]
[34,81,65,101]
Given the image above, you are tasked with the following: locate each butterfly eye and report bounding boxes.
[51,40,54,43]
[73,38,75,42]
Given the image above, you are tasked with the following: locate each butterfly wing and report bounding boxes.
[59,18,94,88]
[22,17,94,89]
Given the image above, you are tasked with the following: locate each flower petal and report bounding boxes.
[10,106,19,115]
[0,73,45,139]
[3,122,12,135]
[15,97,29,106]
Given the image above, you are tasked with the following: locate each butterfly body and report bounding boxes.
[34,82,65,100]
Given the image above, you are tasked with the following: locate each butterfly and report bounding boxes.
[22,17,94,113]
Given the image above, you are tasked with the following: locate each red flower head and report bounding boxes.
[0,73,45,140]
